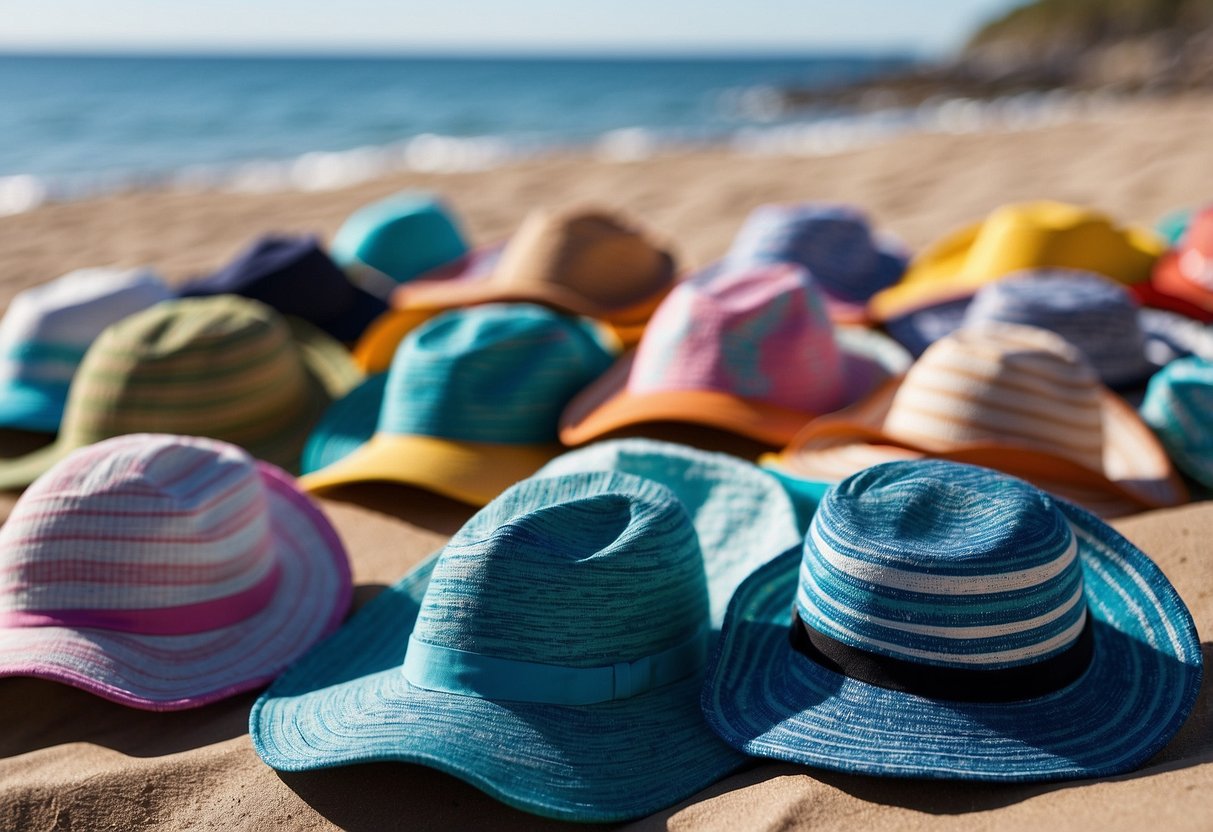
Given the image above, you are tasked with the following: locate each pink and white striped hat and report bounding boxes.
[0,433,352,710]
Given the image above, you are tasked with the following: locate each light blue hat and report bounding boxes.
[330,191,468,289]
[703,459,1203,781]
[299,303,616,505]
[1158,207,1193,246]
[1141,355,1213,490]
[885,268,1212,387]
[251,471,747,822]
[535,438,803,626]
[0,267,171,433]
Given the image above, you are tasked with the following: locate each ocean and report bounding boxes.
[0,53,912,208]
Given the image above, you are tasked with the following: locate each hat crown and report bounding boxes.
[885,322,1106,470]
[963,270,1149,386]
[201,235,358,324]
[492,208,672,308]
[379,303,614,444]
[60,296,317,456]
[963,202,1148,283]
[800,459,1087,670]
[411,471,709,667]
[628,263,848,412]
[330,192,468,283]
[726,204,890,299]
[0,268,170,386]
[1141,356,1213,474]
[0,434,278,628]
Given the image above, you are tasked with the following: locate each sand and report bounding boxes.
[0,93,1210,830]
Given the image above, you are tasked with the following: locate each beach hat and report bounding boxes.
[1158,206,1194,245]
[0,296,362,490]
[330,191,469,291]
[764,322,1186,518]
[885,268,1205,384]
[724,203,907,324]
[701,459,1203,781]
[300,303,615,505]
[560,262,910,448]
[178,234,388,343]
[535,438,803,626]
[869,201,1165,326]
[1141,207,1213,323]
[1141,356,1213,490]
[355,207,675,372]
[0,267,172,434]
[252,471,748,821]
[0,433,351,710]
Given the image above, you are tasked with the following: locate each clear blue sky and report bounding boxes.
[2,0,1018,56]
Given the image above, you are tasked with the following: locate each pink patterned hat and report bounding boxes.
[560,263,908,447]
[0,433,351,710]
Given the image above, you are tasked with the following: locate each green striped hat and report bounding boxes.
[0,295,362,489]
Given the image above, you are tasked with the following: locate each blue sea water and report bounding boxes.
[0,53,911,191]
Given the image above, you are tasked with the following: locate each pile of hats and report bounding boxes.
[0,190,1208,822]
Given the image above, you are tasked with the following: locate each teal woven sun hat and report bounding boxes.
[251,471,747,822]
[299,303,616,505]
[1141,355,1213,491]
[536,438,803,626]
[702,459,1203,781]
[330,191,469,293]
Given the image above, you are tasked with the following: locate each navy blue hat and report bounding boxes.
[180,235,387,343]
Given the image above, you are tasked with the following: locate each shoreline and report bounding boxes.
[0,86,1187,218]
[0,92,1209,296]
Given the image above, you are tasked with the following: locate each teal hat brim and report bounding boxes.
[701,500,1203,781]
[535,438,803,627]
[251,554,746,822]
[0,379,67,434]
[301,373,388,474]
[759,464,831,536]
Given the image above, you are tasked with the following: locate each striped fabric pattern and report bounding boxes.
[1141,355,1213,488]
[774,322,1184,517]
[252,471,746,822]
[0,433,352,710]
[702,459,1204,781]
[0,267,171,432]
[724,203,906,305]
[0,296,361,489]
[798,462,1086,670]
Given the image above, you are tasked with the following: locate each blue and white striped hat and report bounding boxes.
[702,459,1203,780]
[1141,356,1213,491]
[252,471,749,821]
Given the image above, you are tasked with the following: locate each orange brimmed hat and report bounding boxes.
[559,262,909,448]
[764,322,1186,518]
[868,202,1165,324]
[1141,206,1213,321]
[353,207,675,373]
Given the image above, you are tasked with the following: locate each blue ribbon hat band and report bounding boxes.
[404,625,709,706]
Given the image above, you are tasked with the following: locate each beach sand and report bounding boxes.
[0,94,1210,831]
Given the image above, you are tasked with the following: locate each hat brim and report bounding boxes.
[298,432,559,506]
[251,556,745,822]
[772,376,1187,518]
[701,505,1203,780]
[352,308,443,374]
[870,220,1163,322]
[0,380,68,434]
[0,463,351,710]
[559,326,908,448]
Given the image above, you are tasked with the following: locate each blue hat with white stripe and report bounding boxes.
[702,459,1202,781]
[252,471,750,821]
[1141,355,1213,491]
